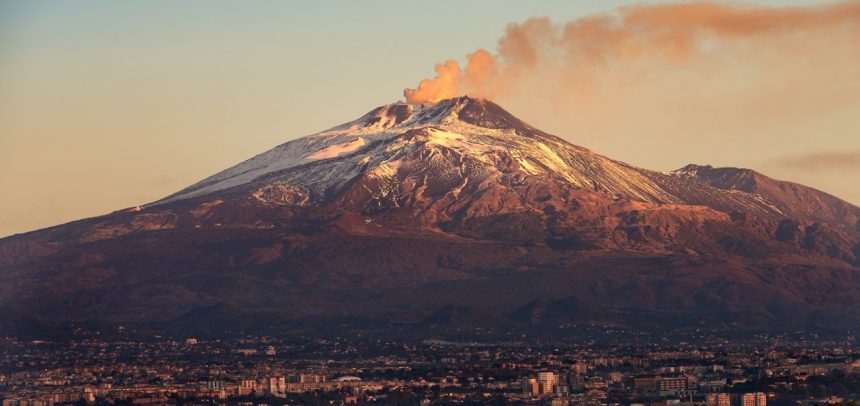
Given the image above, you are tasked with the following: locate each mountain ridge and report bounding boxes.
[1,96,859,339]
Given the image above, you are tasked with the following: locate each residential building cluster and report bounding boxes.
[1,334,858,405]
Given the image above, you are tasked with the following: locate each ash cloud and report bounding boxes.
[404,1,860,105]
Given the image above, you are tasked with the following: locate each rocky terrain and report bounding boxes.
[2,97,859,339]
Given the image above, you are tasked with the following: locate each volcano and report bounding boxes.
[2,97,859,339]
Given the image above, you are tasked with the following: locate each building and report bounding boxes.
[742,392,766,406]
[238,379,256,396]
[344,395,359,404]
[707,393,732,406]
[659,376,688,396]
[634,375,659,394]
[568,373,585,390]
[298,373,326,384]
[81,387,95,403]
[267,376,286,396]
[522,377,539,395]
[550,398,569,406]
[538,371,557,394]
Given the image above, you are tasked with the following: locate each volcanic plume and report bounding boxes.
[404,1,860,105]
[402,1,860,206]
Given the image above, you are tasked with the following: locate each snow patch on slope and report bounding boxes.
[306,137,366,159]
[150,97,786,219]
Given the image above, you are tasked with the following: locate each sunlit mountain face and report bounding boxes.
[2,97,859,339]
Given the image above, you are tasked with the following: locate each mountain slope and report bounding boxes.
[155,97,782,215]
[1,97,859,339]
[674,164,860,237]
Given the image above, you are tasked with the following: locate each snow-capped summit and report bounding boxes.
[153,96,576,205]
[323,96,544,134]
[155,96,800,228]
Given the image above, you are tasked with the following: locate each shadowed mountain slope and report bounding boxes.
[2,97,859,339]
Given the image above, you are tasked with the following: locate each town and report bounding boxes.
[2,332,858,406]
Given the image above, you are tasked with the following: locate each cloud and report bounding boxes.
[770,151,860,172]
[404,1,860,103]
[403,1,860,108]
[403,50,498,104]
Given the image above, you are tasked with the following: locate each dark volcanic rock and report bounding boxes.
[1,97,859,339]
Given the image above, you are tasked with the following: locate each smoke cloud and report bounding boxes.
[402,1,860,205]
[404,1,860,105]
